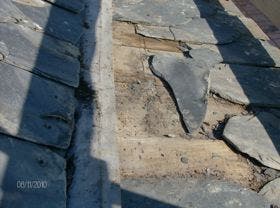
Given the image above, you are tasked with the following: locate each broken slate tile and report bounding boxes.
[259,178,280,207]
[210,64,280,107]
[189,48,223,67]
[44,0,85,14]
[113,0,217,26]
[122,177,270,208]
[171,18,240,45]
[223,112,280,170]
[136,17,240,45]
[0,62,75,149]
[150,54,209,133]
[0,23,80,87]
[0,134,66,208]
[12,0,84,44]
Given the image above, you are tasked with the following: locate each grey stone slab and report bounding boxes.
[0,62,75,149]
[113,0,217,26]
[189,48,223,67]
[136,18,240,44]
[218,37,280,67]
[122,177,270,208]
[12,0,84,44]
[259,178,280,207]
[223,112,280,170]
[150,54,209,133]
[171,18,240,44]
[210,64,280,107]
[44,0,85,14]
[0,134,66,208]
[0,23,80,87]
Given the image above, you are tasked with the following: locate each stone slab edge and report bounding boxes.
[67,0,121,207]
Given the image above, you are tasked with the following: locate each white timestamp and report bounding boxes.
[16,180,48,189]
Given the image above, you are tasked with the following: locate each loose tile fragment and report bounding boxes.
[210,64,280,107]
[0,23,80,87]
[0,134,66,208]
[11,0,84,44]
[0,62,75,149]
[223,113,280,170]
[259,178,280,207]
[150,54,209,133]
[122,177,270,208]
[113,0,217,26]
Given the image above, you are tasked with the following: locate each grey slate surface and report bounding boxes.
[44,0,85,14]
[189,48,223,67]
[0,23,80,87]
[113,0,217,26]
[210,64,280,107]
[259,178,280,207]
[217,37,280,67]
[136,18,240,44]
[0,134,66,208]
[122,177,270,208]
[11,0,84,45]
[150,54,209,133]
[223,113,280,170]
[0,62,75,149]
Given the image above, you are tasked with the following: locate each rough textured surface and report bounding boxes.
[0,23,80,87]
[0,62,75,149]
[210,64,280,107]
[113,0,217,26]
[122,177,270,208]
[189,48,223,67]
[136,18,240,44]
[223,113,280,170]
[150,54,209,133]
[0,134,66,208]
[259,178,280,207]
[12,0,84,44]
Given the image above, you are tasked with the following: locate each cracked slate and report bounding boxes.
[189,48,223,67]
[4,0,84,45]
[113,0,217,26]
[259,178,280,207]
[136,18,240,45]
[44,0,85,14]
[122,177,270,208]
[0,62,75,149]
[0,23,80,87]
[223,112,280,170]
[0,134,66,208]
[210,64,280,107]
[150,54,209,133]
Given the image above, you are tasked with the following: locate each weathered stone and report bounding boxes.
[44,0,85,14]
[259,178,280,207]
[11,0,84,44]
[223,113,280,170]
[218,37,280,67]
[0,134,66,208]
[210,64,280,107]
[113,0,217,26]
[0,23,80,87]
[0,62,75,149]
[189,48,223,67]
[150,54,209,133]
[122,177,270,208]
[136,18,240,44]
